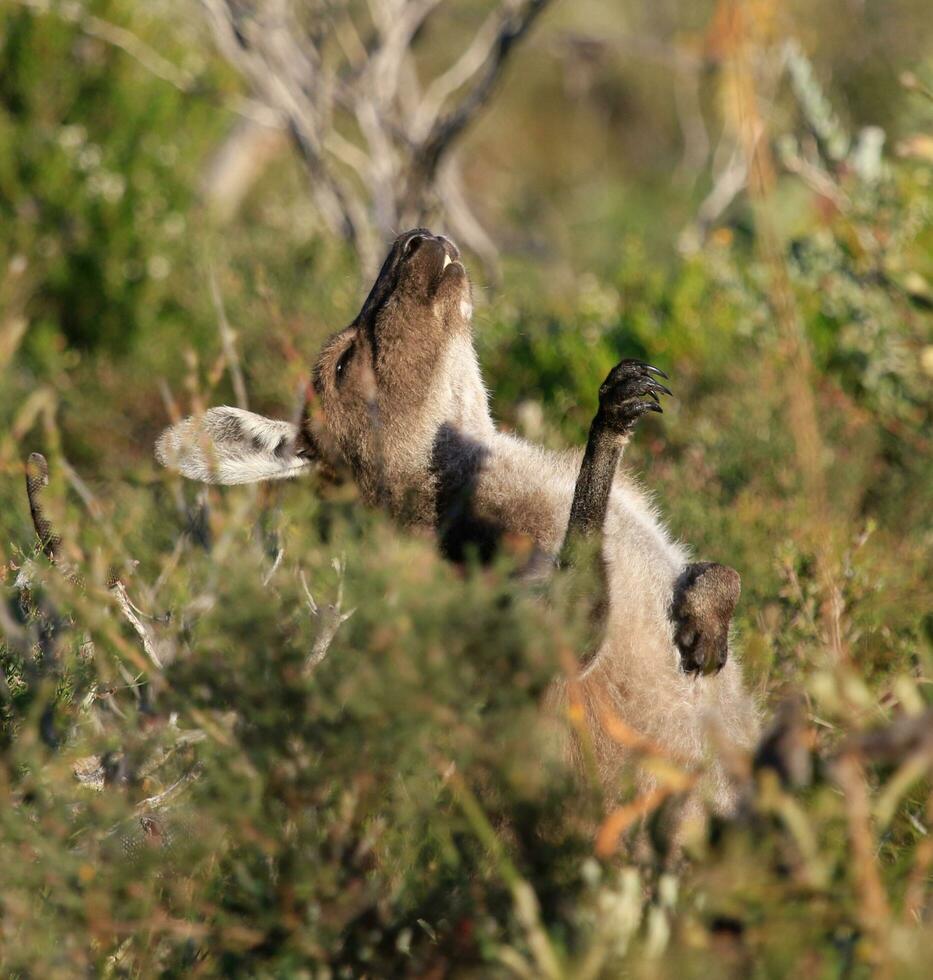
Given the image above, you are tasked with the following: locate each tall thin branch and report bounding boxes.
[23,453,174,669]
[299,561,355,674]
[197,0,553,275]
[208,262,249,411]
[404,0,552,216]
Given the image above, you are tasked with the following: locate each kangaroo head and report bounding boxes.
[156,229,491,503]
[303,228,492,506]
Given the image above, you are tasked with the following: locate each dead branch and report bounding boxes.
[197,0,553,274]
[411,5,506,140]
[199,0,376,267]
[299,559,355,674]
[202,118,288,219]
[11,0,279,127]
[679,147,748,252]
[208,261,249,411]
[402,0,551,219]
[25,452,62,563]
[108,580,170,671]
[12,0,194,91]
[436,154,500,280]
[22,454,174,669]
[137,764,204,813]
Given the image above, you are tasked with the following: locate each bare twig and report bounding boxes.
[11,0,194,90]
[10,0,278,127]
[411,4,507,140]
[208,261,249,411]
[22,453,174,670]
[199,0,373,265]
[262,544,285,586]
[202,118,289,219]
[196,0,552,274]
[436,154,500,276]
[138,729,208,780]
[680,146,748,252]
[137,764,204,813]
[108,580,170,671]
[904,791,933,923]
[299,559,355,673]
[777,136,851,211]
[404,0,551,217]
[25,452,62,563]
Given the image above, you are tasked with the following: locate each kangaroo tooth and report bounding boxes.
[443,253,452,269]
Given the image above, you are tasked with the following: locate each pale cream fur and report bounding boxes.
[156,231,760,816]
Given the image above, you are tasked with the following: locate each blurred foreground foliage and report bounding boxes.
[2,0,933,976]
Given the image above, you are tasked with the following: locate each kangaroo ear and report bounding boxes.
[155,407,315,485]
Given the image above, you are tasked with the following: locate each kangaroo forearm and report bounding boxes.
[553,417,621,650]
[561,357,670,563]
[561,421,624,561]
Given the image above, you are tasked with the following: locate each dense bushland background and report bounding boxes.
[1,0,932,975]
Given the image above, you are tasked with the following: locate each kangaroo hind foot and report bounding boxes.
[671,562,741,676]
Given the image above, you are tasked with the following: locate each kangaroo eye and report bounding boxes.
[335,344,354,384]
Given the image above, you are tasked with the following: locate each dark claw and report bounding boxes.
[596,357,672,435]
[623,359,670,380]
[647,379,673,398]
[602,376,673,402]
[602,359,671,385]
[620,400,663,416]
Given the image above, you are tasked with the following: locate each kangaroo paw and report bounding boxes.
[671,562,741,676]
[596,359,672,436]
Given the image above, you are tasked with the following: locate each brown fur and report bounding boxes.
[156,229,760,816]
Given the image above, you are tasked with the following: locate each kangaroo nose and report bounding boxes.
[401,230,432,259]
[436,235,460,261]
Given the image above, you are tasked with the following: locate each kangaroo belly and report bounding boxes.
[459,433,759,809]
[565,476,759,810]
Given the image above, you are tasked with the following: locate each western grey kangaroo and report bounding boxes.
[156,229,759,812]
